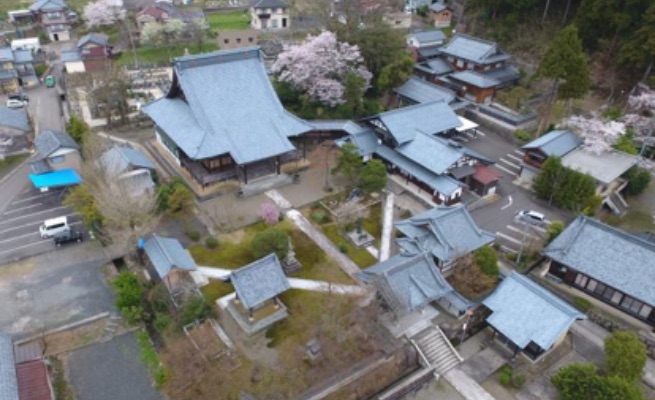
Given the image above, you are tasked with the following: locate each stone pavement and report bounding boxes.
[379,191,395,261]
[443,368,497,400]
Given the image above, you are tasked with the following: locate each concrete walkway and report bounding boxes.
[571,319,655,388]
[195,266,367,296]
[443,368,497,400]
[265,190,362,278]
[380,191,395,261]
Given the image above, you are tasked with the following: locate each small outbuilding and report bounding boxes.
[227,253,291,336]
[144,234,199,305]
[29,129,81,174]
[482,272,585,361]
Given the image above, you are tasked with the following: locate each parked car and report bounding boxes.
[515,210,547,226]
[53,229,83,247]
[39,216,70,238]
[8,93,29,103]
[44,75,55,88]
[5,99,25,109]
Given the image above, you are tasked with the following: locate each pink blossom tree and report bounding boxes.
[83,0,126,28]
[560,113,626,154]
[259,202,280,225]
[271,31,372,107]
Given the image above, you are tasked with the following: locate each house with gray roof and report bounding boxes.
[99,145,156,196]
[430,0,453,28]
[0,107,30,134]
[0,334,19,400]
[395,205,495,270]
[250,0,291,30]
[227,254,291,335]
[144,234,198,302]
[29,130,81,174]
[407,30,446,62]
[29,0,74,42]
[142,48,313,187]
[520,129,582,171]
[395,76,456,106]
[544,216,655,326]
[355,102,497,204]
[359,252,472,318]
[0,47,37,93]
[137,1,205,29]
[482,272,585,360]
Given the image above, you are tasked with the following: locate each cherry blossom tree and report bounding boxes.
[272,31,372,107]
[83,0,126,28]
[622,84,655,144]
[259,202,280,225]
[560,113,626,154]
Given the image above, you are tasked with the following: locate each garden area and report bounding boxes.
[206,10,250,31]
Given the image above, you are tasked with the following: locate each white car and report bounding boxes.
[515,210,546,226]
[5,99,26,109]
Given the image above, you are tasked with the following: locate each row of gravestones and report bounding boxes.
[587,310,655,359]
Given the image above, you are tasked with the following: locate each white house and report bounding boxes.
[250,0,290,30]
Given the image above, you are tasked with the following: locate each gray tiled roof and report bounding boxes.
[118,170,155,196]
[336,128,379,157]
[309,120,365,135]
[60,50,82,62]
[251,0,289,8]
[395,76,456,105]
[0,333,19,400]
[358,252,455,315]
[408,30,446,45]
[415,58,454,76]
[34,129,78,159]
[449,70,499,88]
[482,65,520,85]
[100,145,155,177]
[144,234,198,279]
[230,253,291,310]
[0,70,18,81]
[372,101,462,144]
[375,145,462,195]
[0,107,29,131]
[0,48,14,62]
[439,34,511,65]
[417,46,441,60]
[561,148,638,185]
[30,0,68,12]
[544,216,655,306]
[29,159,51,174]
[521,130,582,157]
[77,33,108,48]
[142,48,312,164]
[395,205,495,264]
[483,272,585,350]
[396,131,463,174]
[430,2,448,11]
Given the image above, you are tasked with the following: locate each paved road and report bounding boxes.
[463,129,572,252]
[68,332,163,400]
[0,185,84,265]
[28,63,65,133]
[0,245,112,339]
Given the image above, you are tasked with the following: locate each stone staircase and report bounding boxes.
[606,191,629,216]
[100,313,123,342]
[411,326,462,375]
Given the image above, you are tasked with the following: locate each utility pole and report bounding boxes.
[515,220,530,266]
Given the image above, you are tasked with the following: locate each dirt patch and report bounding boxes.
[39,317,132,356]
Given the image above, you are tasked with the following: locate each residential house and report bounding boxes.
[406,30,447,62]
[136,0,205,29]
[0,107,31,157]
[29,130,81,174]
[519,129,583,182]
[142,48,313,187]
[414,57,454,81]
[354,101,498,204]
[62,33,113,73]
[29,0,75,42]
[383,12,412,30]
[99,145,156,196]
[561,148,638,215]
[144,234,199,305]
[394,76,468,111]
[216,29,260,50]
[544,216,655,326]
[430,1,453,28]
[0,333,54,400]
[358,252,472,319]
[226,253,291,335]
[441,70,500,104]
[250,0,291,30]
[481,272,585,361]
[404,0,431,12]
[395,205,495,271]
[0,47,38,93]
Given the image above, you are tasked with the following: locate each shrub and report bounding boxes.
[474,246,499,277]
[602,106,623,121]
[512,374,526,388]
[360,159,388,193]
[112,272,144,324]
[181,296,213,325]
[514,129,531,142]
[339,243,348,253]
[311,211,326,223]
[35,64,48,77]
[156,177,193,216]
[186,229,200,241]
[154,314,172,332]
[573,296,592,312]
[400,209,412,219]
[624,167,652,196]
[604,331,648,383]
[205,236,218,249]
[546,221,565,244]
[499,371,512,386]
[251,228,289,260]
[505,252,518,262]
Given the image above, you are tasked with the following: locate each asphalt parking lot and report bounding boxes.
[0,185,84,265]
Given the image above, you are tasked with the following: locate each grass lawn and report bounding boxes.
[0,154,28,181]
[200,280,234,304]
[361,203,383,246]
[114,43,219,66]
[206,11,250,31]
[322,224,377,269]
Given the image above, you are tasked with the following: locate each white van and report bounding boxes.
[39,216,70,238]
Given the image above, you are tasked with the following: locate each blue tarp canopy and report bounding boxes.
[29,168,82,189]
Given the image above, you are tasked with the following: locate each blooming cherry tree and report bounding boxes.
[259,202,280,225]
[272,31,372,107]
[560,113,626,154]
[84,0,126,28]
